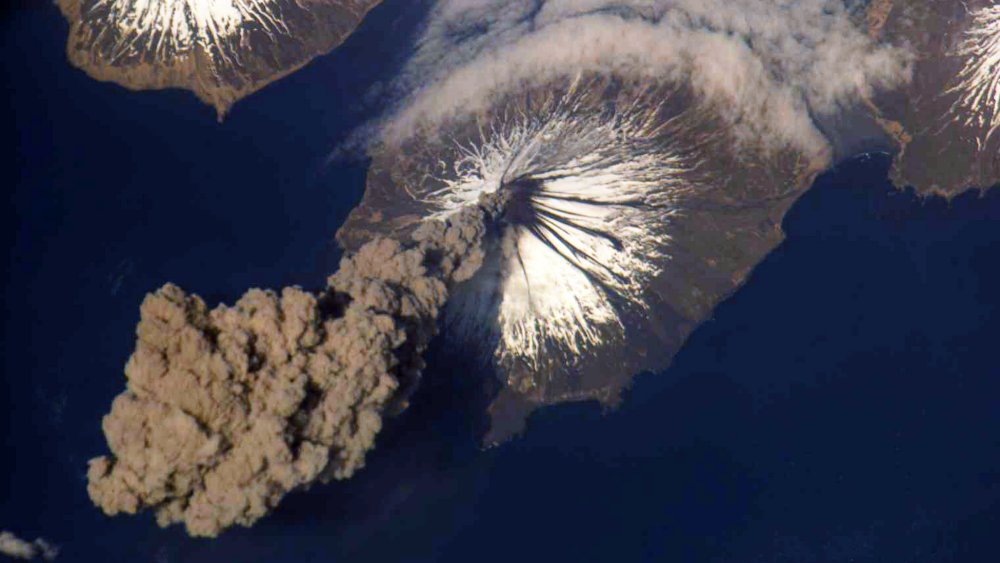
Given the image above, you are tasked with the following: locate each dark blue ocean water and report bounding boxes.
[3,2,999,562]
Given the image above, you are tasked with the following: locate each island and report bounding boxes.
[57,0,383,119]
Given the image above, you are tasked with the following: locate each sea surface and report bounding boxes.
[3,2,999,562]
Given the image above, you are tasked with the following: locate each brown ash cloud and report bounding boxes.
[86,200,497,537]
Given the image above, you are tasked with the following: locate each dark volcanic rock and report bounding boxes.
[867,0,1000,196]
[57,0,382,118]
[338,75,826,444]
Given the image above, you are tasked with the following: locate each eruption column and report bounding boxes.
[87,202,495,537]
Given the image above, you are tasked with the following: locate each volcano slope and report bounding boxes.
[339,0,1000,443]
[338,75,830,443]
[57,0,382,118]
[867,0,1000,196]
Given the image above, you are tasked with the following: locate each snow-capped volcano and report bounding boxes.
[58,0,381,117]
[949,4,1000,145]
[337,73,823,441]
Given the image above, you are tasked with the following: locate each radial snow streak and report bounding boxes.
[86,0,287,63]
[949,4,1000,145]
[436,78,698,376]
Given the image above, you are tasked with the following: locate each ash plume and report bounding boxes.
[87,201,496,537]
[0,531,58,561]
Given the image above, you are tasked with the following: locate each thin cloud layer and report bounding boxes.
[379,0,911,159]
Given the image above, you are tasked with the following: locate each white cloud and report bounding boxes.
[0,531,58,561]
[375,0,912,158]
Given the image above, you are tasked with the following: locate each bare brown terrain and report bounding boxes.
[866,0,1000,197]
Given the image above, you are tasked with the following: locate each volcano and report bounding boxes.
[57,0,382,118]
[338,74,827,442]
